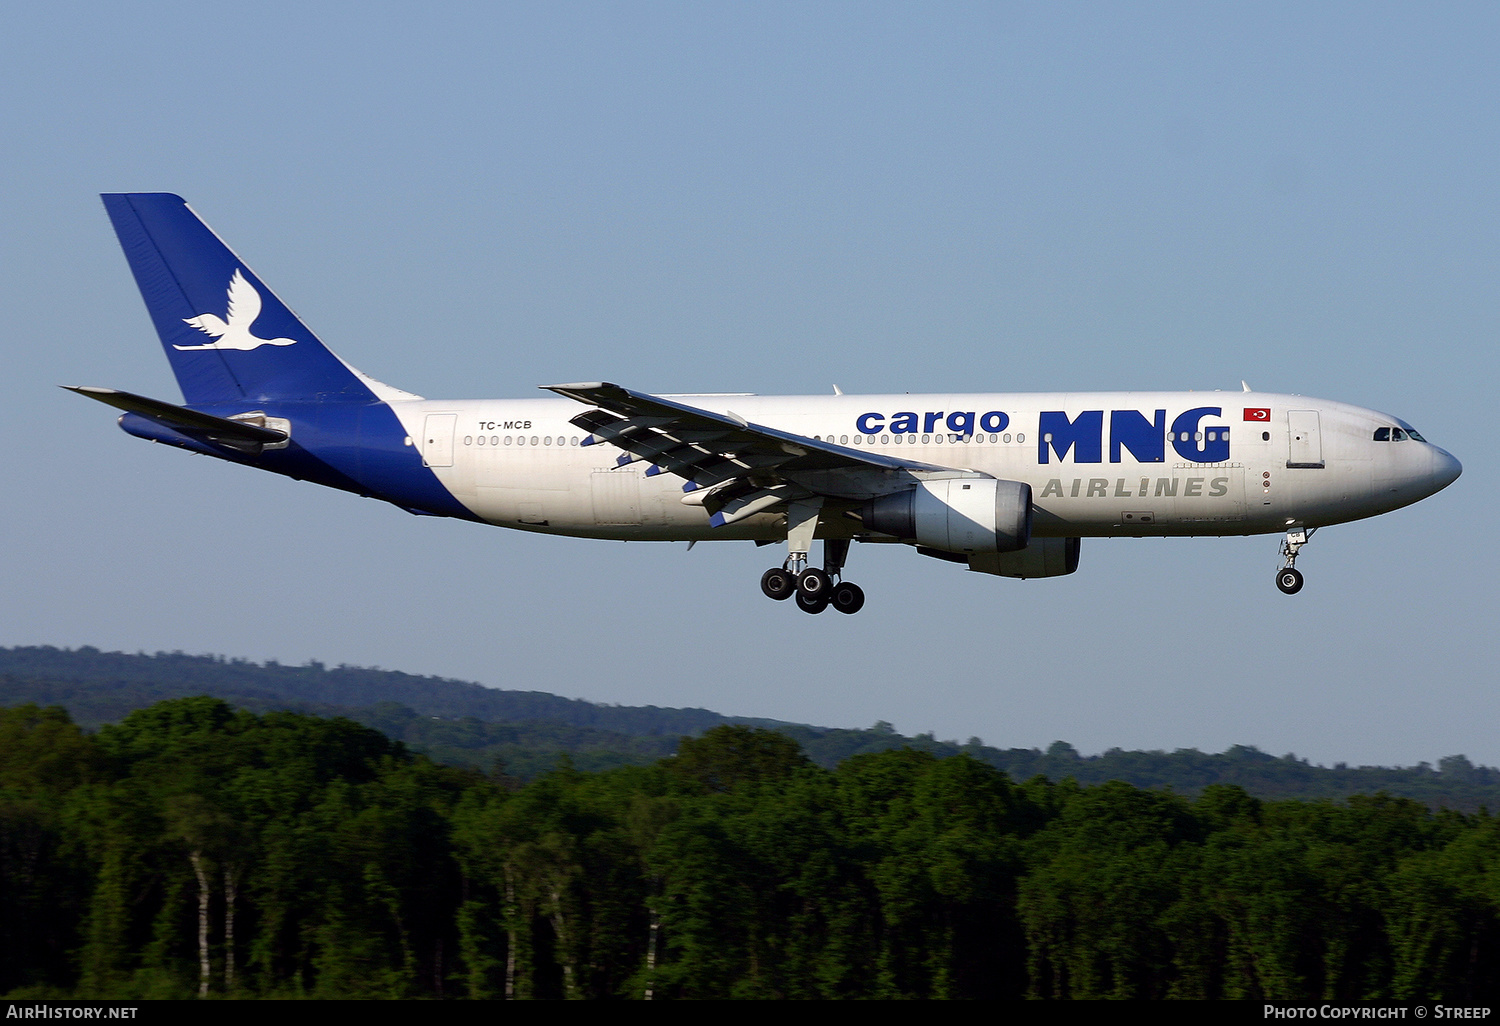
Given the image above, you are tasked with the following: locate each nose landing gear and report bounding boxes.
[1275,527,1316,595]
[1276,566,1304,595]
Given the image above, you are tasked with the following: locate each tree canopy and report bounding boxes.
[2,701,1498,1000]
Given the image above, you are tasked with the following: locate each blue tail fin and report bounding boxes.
[102,193,382,405]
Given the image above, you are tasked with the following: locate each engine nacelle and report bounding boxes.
[967,537,1081,579]
[862,479,1032,553]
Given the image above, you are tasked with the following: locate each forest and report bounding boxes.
[2,698,1497,1000]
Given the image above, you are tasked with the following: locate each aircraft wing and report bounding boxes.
[544,382,968,526]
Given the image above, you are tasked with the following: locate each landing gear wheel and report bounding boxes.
[831,581,865,615]
[1276,567,1304,595]
[795,591,830,614]
[760,568,795,601]
[797,567,832,599]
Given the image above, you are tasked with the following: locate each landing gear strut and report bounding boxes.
[1275,526,1316,595]
[760,504,866,614]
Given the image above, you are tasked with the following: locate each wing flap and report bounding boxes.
[709,486,812,527]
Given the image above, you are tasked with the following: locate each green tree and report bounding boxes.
[1020,780,1201,999]
[0,706,101,994]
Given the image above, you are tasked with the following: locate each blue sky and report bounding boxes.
[3,2,1495,766]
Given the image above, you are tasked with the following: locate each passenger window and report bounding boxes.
[1373,427,1390,441]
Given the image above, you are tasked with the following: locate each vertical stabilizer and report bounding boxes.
[101,193,387,405]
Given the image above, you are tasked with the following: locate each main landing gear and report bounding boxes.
[760,500,865,614]
[760,547,866,615]
[1275,526,1316,595]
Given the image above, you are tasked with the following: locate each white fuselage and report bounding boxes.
[386,390,1457,543]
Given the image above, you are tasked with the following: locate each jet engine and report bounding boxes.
[861,479,1032,553]
[966,537,1081,578]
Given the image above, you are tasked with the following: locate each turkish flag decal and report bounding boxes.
[1244,408,1270,422]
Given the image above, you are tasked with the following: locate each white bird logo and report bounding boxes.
[174,269,298,351]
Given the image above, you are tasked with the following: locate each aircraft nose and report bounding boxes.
[1431,447,1462,492]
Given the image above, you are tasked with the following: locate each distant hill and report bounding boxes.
[0,645,790,777]
[2,645,1497,809]
[0,645,789,734]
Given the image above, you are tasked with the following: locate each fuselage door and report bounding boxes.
[1287,410,1324,469]
[422,414,457,468]
[592,469,641,525]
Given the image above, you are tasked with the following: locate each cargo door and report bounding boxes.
[1175,466,1246,526]
[591,470,641,525]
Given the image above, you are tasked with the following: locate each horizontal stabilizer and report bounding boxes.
[63,386,288,450]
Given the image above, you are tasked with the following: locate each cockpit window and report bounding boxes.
[1373,427,1390,441]
[1392,428,1408,441]
[1394,419,1428,442]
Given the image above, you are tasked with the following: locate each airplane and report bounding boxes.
[72,193,1462,615]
